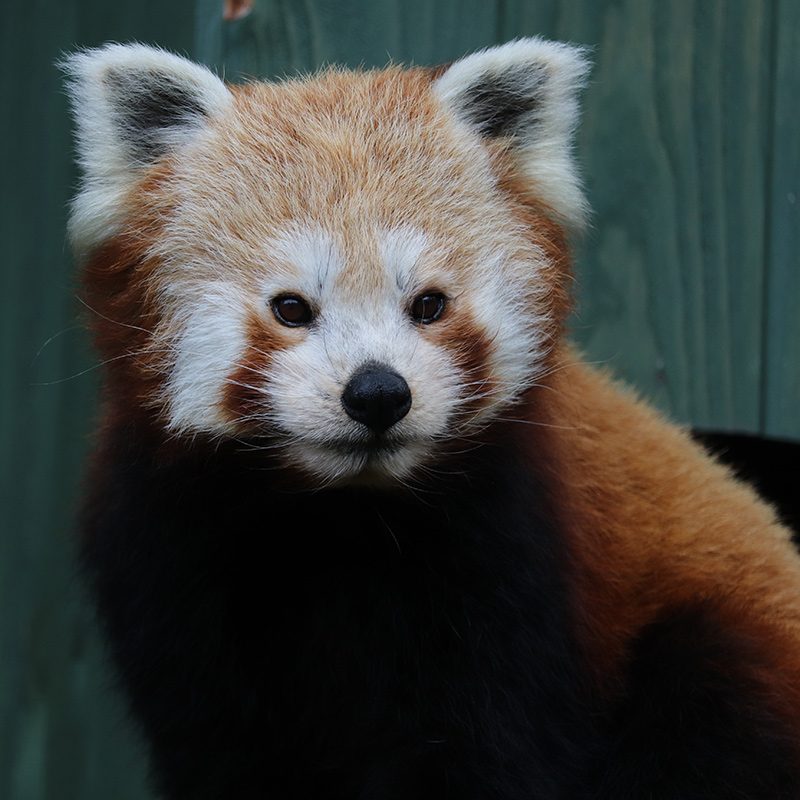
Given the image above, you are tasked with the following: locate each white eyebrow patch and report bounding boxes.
[265,225,344,294]
[379,226,430,291]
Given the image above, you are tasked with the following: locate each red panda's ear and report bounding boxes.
[61,44,232,254]
[432,37,591,229]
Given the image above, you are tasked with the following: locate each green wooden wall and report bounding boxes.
[1,1,797,797]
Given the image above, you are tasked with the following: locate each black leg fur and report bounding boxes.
[593,604,800,799]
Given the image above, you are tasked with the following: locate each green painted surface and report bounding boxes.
[196,0,500,82]
[0,3,196,799]
[1,1,796,798]
[764,0,800,440]
[494,0,771,431]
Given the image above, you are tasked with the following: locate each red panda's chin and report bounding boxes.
[290,439,428,488]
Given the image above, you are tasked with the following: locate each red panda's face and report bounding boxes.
[65,41,588,485]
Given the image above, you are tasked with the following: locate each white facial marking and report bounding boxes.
[149,208,550,485]
[164,282,249,435]
[155,219,550,483]
[462,247,549,425]
[380,226,430,292]
[262,225,344,299]
[253,223,468,484]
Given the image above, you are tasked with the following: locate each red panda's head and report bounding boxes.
[64,39,589,485]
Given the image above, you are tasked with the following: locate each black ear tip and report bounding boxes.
[95,63,210,162]
[459,63,547,139]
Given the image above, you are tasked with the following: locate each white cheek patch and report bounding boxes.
[459,249,550,426]
[264,335,349,444]
[162,282,249,435]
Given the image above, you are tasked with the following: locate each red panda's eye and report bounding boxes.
[410,292,446,324]
[271,295,313,327]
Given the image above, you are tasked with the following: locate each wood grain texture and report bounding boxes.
[0,4,197,799]
[764,0,800,440]
[196,0,499,80]
[500,0,774,431]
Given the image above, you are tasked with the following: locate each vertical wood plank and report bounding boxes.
[0,3,195,797]
[500,0,771,431]
[195,0,500,79]
[764,0,800,440]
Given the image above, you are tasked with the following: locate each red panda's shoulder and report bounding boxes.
[539,350,800,711]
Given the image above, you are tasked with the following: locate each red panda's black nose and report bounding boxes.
[341,363,412,434]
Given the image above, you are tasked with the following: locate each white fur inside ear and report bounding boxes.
[432,37,591,229]
[62,43,232,254]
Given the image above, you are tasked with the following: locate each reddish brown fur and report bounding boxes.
[80,163,181,422]
[533,351,800,738]
[484,164,800,735]
[83,235,162,417]
[434,310,496,424]
[221,310,291,426]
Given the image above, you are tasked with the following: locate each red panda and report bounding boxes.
[63,39,800,798]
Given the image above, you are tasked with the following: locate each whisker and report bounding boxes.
[223,378,270,395]
[31,325,85,365]
[75,295,155,336]
[374,508,402,555]
[493,416,578,431]
[31,351,154,386]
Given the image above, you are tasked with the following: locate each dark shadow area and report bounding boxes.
[692,431,800,539]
